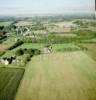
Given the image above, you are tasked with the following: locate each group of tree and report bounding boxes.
[75,30,96,38]
[73,20,96,28]
[0,26,7,36]
[15,48,40,56]
[8,40,24,50]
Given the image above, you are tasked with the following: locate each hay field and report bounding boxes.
[15,51,96,100]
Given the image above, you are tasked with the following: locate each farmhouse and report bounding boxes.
[1,56,16,65]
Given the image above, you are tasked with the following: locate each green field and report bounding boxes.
[52,43,80,51]
[0,68,25,100]
[14,43,80,52]
[16,43,43,49]
[15,51,96,100]
[0,21,12,26]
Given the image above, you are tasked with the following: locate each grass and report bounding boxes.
[0,67,25,100]
[15,51,96,100]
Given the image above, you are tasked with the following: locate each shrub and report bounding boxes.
[25,55,31,62]
[34,49,41,55]
[15,48,40,56]
[24,49,34,55]
[15,49,24,56]
[0,51,5,57]
[8,41,23,50]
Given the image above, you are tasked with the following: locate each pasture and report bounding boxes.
[0,67,25,100]
[15,51,96,100]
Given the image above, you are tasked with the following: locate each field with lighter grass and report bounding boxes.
[15,51,96,100]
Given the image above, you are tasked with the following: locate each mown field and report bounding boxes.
[15,51,96,100]
[0,68,25,100]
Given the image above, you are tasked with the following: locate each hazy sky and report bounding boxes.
[0,0,95,15]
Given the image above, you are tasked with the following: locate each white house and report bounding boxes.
[40,45,52,54]
[1,56,16,65]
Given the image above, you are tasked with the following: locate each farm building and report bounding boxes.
[40,45,52,54]
[1,56,16,65]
